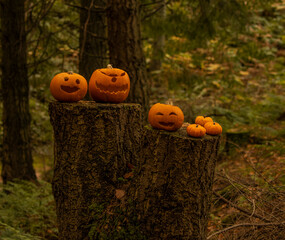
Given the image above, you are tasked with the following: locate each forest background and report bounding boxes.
[0,0,285,239]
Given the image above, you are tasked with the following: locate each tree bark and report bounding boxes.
[79,0,107,80]
[128,124,221,240]
[1,0,37,183]
[107,0,150,121]
[49,101,142,240]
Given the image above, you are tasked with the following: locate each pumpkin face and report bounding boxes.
[89,65,130,103]
[50,71,87,102]
[204,122,222,135]
[148,103,184,131]
[187,124,206,138]
[195,116,213,126]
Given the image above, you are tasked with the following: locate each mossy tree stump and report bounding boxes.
[49,101,142,240]
[128,124,221,240]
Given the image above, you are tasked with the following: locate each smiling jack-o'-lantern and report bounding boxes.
[148,103,184,131]
[50,71,87,102]
[89,64,130,103]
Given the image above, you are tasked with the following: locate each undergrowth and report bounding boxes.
[0,181,57,240]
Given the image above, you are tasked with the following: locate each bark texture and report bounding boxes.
[107,0,150,120]
[128,124,221,240]
[1,0,37,183]
[79,0,107,80]
[49,101,142,240]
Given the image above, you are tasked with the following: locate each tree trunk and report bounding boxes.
[149,0,166,72]
[1,0,37,183]
[49,101,142,240]
[107,0,150,121]
[128,124,221,240]
[79,0,107,80]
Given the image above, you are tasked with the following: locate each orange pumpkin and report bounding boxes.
[50,71,87,102]
[89,64,130,103]
[204,122,222,135]
[187,124,206,138]
[148,103,184,131]
[195,116,213,126]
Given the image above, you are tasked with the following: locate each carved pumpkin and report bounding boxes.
[50,71,87,102]
[204,122,222,135]
[89,64,130,103]
[148,103,184,131]
[187,124,206,138]
[195,116,213,126]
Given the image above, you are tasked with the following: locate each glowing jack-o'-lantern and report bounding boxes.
[89,64,130,103]
[50,71,87,102]
[148,103,184,131]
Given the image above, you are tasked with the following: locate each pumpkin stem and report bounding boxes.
[165,99,173,105]
[196,124,198,127]
[67,71,73,75]
[107,64,113,69]
[213,122,215,125]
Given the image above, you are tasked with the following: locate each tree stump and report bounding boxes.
[49,102,221,240]
[128,124,221,240]
[49,101,142,240]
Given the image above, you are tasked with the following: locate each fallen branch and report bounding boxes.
[207,221,285,239]
[213,191,270,223]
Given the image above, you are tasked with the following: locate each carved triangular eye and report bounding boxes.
[121,72,126,76]
[169,112,177,116]
[156,112,164,115]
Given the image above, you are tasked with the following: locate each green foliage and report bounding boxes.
[27,0,79,89]
[0,222,41,240]
[0,181,57,239]
[147,0,285,135]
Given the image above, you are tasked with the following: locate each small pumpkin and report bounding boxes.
[50,71,87,102]
[148,103,184,131]
[89,64,130,103]
[195,116,213,126]
[187,124,206,138]
[204,122,222,135]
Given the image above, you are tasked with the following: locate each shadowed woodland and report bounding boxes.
[0,0,285,239]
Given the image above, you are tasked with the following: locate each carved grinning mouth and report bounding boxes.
[96,82,128,94]
[60,85,79,93]
[159,122,175,127]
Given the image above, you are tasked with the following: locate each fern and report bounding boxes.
[0,180,57,239]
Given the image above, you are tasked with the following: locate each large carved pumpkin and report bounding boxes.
[50,71,87,102]
[148,103,184,131]
[89,65,130,103]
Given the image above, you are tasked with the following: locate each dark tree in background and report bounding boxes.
[1,0,37,183]
[107,0,150,119]
[149,0,166,72]
[79,0,107,80]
